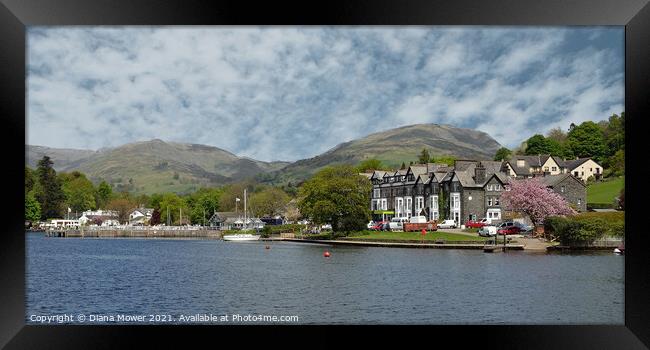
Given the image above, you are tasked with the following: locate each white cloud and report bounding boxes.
[27,27,624,161]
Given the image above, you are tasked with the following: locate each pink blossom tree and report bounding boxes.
[500,178,576,225]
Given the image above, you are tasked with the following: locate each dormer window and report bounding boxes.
[516,160,525,167]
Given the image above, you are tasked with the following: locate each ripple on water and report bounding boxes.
[26,235,624,324]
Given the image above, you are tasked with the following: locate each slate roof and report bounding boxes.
[556,157,596,170]
[535,173,585,188]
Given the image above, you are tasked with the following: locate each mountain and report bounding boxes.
[26,140,290,194]
[25,124,503,194]
[262,123,503,185]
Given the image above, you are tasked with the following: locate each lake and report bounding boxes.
[26,232,624,324]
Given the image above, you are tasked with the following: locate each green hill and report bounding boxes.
[262,123,503,185]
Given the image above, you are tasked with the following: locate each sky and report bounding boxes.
[27,26,624,162]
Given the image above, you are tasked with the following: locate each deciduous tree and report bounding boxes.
[500,178,576,225]
[298,165,371,233]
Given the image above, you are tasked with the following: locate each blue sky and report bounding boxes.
[27,27,624,162]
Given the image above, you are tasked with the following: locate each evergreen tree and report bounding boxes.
[25,191,41,224]
[36,156,65,219]
[417,149,431,164]
[96,181,113,209]
[400,162,406,170]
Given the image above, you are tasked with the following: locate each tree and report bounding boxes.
[25,166,35,195]
[283,200,301,223]
[298,165,371,233]
[185,188,222,225]
[96,181,113,208]
[546,127,568,144]
[150,208,161,226]
[35,156,66,219]
[566,121,606,163]
[417,149,431,164]
[525,134,571,158]
[158,193,189,225]
[400,162,406,170]
[25,192,41,224]
[500,178,576,225]
[59,171,97,213]
[355,159,388,173]
[219,180,259,212]
[106,198,137,224]
[249,187,290,217]
[493,147,512,161]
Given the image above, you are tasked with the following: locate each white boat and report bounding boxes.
[223,233,261,241]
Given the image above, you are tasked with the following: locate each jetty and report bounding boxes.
[45,226,222,239]
[275,238,524,250]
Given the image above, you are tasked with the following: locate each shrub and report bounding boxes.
[260,226,272,238]
[545,211,624,244]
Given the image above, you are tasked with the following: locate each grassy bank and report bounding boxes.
[587,177,623,205]
[346,230,487,242]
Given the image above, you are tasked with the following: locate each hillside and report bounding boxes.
[261,123,503,185]
[26,140,289,194]
[26,124,503,193]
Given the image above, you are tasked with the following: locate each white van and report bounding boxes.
[389,217,410,231]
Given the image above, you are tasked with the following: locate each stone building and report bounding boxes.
[369,160,510,225]
[368,158,588,225]
[536,173,588,212]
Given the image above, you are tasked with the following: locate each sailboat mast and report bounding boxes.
[244,188,247,228]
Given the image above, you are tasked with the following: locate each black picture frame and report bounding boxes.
[1,0,649,348]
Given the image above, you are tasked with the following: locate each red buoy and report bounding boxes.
[421,229,427,236]
[323,251,331,257]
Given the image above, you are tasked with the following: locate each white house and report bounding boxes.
[557,157,604,182]
[78,209,119,226]
[129,208,154,225]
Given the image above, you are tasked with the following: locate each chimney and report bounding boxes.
[475,162,486,184]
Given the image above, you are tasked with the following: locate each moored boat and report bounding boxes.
[614,243,625,255]
[223,233,261,241]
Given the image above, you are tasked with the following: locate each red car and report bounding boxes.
[371,221,386,231]
[465,218,490,228]
[497,226,521,235]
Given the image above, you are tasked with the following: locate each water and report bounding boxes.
[26,232,624,324]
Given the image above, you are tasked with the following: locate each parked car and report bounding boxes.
[321,224,332,230]
[371,221,386,231]
[389,217,409,231]
[437,219,457,229]
[497,222,521,235]
[513,221,533,233]
[478,225,497,237]
[381,222,391,231]
[367,221,375,229]
[465,218,490,228]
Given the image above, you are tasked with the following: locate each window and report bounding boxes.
[373,189,380,198]
[495,198,499,206]
[561,186,565,193]
[544,167,549,172]
[552,167,557,171]
[487,197,493,206]
[486,184,492,191]
[494,184,501,191]
[517,160,525,167]
[578,198,582,205]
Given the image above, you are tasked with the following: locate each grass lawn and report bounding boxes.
[347,230,487,242]
[587,177,624,204]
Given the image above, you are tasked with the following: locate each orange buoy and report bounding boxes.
[323,251,331,257]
